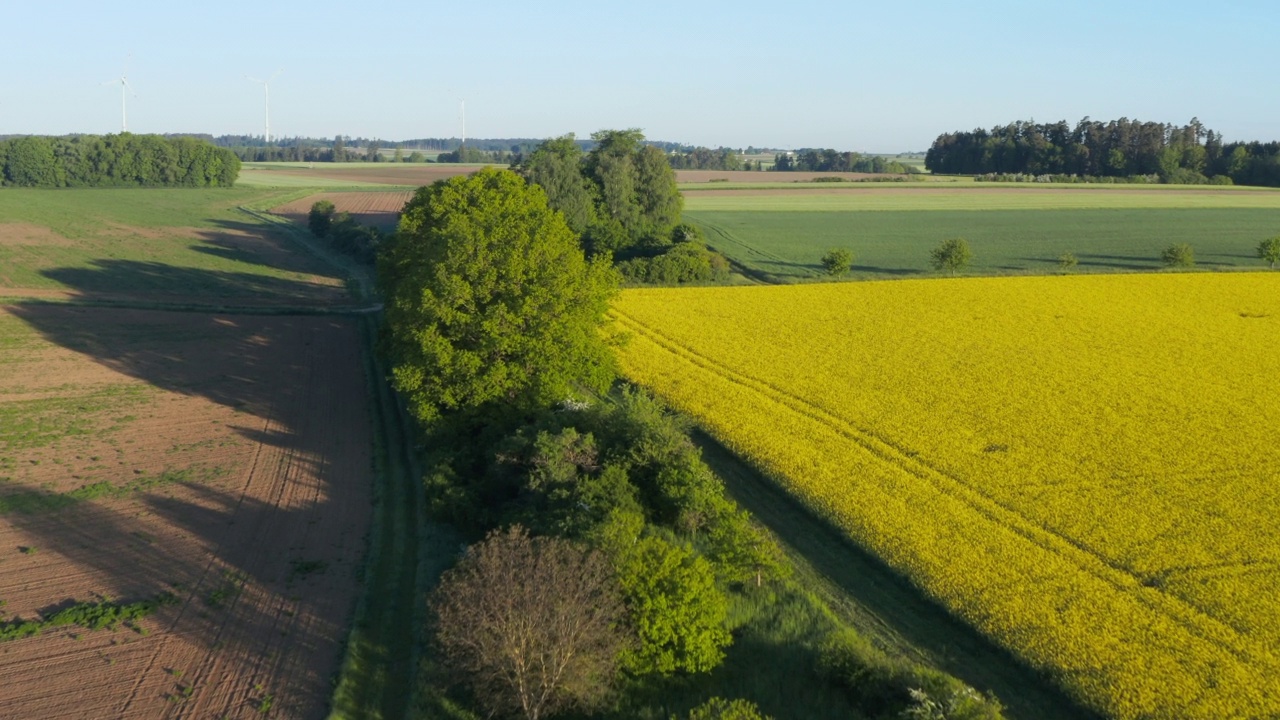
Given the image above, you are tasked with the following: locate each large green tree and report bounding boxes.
[378,167,619,424]
[518,134,597,234]
[581,129,683,255]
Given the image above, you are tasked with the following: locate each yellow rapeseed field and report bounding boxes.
[611,273,1280,720]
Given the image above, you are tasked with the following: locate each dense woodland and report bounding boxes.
[925,117,1280,185]
[0,134,240,187]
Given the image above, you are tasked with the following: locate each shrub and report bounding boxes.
[821,248,854,276]
[1258,236,1280,269]
[307,200,335,237]
[618,243,730,285]
[671,223,707,244]
[612,532,731,675]
[1161,243,1195,268]
[1057,252,1078,271]
[680,697,773,719]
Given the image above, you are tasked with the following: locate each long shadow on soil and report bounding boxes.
[3,292,375,716]
[41,259,341,305]
[693,431,1101,720]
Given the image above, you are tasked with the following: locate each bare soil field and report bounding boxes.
[675,170,898,183]
[273,192,415,232]
[0,305,372,719]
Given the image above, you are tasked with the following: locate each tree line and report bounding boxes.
[0,134,240,188]
[376,168,1005,719]
[773,149,921,174]
[925,117,1280,186]
[667,146,746,170]
[518,130,730,284]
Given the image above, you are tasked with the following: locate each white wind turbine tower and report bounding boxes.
[103,57,133,132]
[459,99,466,145]
[246,70,283,143]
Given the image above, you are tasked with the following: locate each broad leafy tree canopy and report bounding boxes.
[379,167,619,424]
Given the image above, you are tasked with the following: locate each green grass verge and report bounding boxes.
[691,207,1280,281]
[327,315,441,720]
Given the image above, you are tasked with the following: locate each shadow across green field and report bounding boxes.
[38,259,334,304]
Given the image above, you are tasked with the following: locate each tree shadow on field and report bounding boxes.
[2,282,377,716]
[849,264,924,277]
[693,432,1102,720]
[1072,253,1155,271]
[40,259,342,306]
[194,217,378,273]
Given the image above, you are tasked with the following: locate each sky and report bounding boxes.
[4,0,1278,152]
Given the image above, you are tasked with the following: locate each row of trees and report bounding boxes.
[925,117,1280,186]
[306,200,384,263]
[377,168,1004,718]
[517,131,734,283]
[0,134,240,187]
[667,146,744,170]
[378,169,774,717]
[773,149,921,174]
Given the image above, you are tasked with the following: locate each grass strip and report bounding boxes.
[0,592,179,642]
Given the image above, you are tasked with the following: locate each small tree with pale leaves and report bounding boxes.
[1258,236,1280,269]
[930,238,972,275]
[430,526,627,720]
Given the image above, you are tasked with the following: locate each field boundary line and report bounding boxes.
[236,205,375,302]
[609,307,1279,670]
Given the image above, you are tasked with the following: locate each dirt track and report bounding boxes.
[0,306,372,719]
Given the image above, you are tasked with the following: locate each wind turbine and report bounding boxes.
[103,57,133,133]
[459,99,466,146]
[246,70,283,143]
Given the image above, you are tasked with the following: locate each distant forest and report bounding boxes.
[773,150,922,174]
[0,134,240,187]
[926,118,1280,186]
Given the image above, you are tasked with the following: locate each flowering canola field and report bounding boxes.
[611,273,1280,720]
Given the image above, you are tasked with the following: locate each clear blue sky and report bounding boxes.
[5,0,1277,152]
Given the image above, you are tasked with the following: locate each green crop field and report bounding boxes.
[686,187,1280,280]
[0,188,348,302]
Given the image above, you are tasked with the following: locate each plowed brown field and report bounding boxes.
[0,305,371,719]
[273,192,414,232]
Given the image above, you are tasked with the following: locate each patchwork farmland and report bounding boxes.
[683,185,1280,281]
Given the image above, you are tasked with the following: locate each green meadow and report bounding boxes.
[685,187,1280,280]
